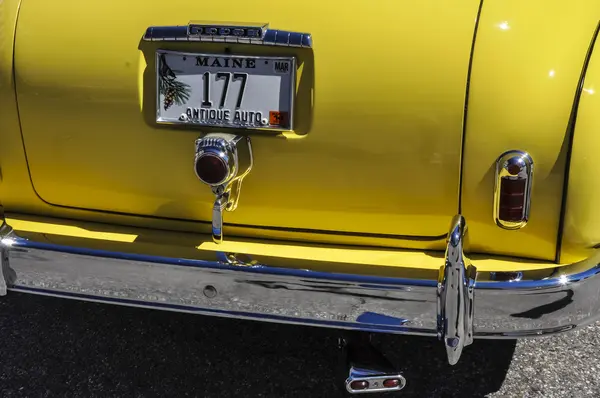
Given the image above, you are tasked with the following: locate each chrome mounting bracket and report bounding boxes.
[437,214,477,365]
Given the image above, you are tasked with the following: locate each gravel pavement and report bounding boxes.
[0,292,598,397]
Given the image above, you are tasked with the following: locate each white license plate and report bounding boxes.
[156,50,295,131]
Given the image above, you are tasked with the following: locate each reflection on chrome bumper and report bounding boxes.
[1,214,599,365]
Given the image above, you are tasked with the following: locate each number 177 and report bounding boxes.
[202,72,247,108]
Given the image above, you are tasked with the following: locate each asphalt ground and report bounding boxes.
[0,292,598,397]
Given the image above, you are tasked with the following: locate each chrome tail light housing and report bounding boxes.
[194,134,253,243]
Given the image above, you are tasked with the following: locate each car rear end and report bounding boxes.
[1,0,600,393]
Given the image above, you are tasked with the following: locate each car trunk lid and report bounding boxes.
[14,0,481,247]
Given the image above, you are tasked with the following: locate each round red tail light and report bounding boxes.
[195,153,229,185]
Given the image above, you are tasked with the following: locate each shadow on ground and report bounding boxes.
[0,293,515,397]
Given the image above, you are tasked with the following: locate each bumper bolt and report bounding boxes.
[203,285,218,298]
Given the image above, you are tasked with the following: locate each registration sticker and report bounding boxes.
[269,111,288,126]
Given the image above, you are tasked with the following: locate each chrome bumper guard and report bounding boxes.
[1,214,599,365]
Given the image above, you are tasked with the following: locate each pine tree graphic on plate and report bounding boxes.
[159,54,191,110]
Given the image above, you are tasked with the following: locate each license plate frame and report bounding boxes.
[155,50,296,131]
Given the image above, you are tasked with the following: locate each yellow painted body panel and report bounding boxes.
[13,0,480,243]
[561,33,600,264]
[0,0,34,207]
[0,0,598,271]
[461,1,600,261]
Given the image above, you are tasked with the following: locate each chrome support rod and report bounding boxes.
[212,192,229,244]
[437,214,477,365]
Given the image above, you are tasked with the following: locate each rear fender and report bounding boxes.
[462,1,600,261]
[560,23,600,264]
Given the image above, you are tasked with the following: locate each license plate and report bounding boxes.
[156,50,295,131]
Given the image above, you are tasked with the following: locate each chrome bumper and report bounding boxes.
[1,214,599,365]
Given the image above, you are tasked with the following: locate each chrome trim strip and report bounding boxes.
[1,213,600,354]
[187,23,268,40]
[489,271,523,282]
[494,150,534,230]
[143,25,313,48]
[437,215,477,365]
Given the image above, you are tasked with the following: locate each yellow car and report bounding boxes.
[1,0,600,394]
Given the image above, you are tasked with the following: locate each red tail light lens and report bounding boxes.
[195,153,229,185]
[494,151,533,230]
[499,177,526,221]
[383,378,401,388]
[350,380,369,390]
